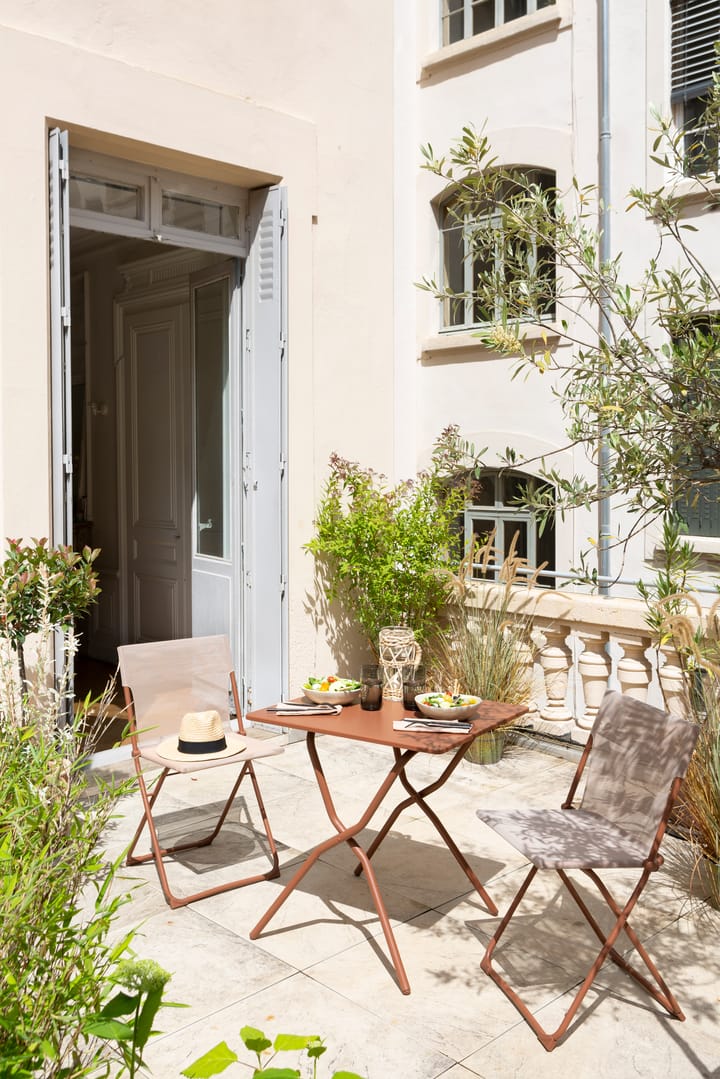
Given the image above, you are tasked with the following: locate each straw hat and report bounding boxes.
[156,710,245,762]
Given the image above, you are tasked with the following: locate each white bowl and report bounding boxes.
[303,685,362,706]
[414,693,481,722]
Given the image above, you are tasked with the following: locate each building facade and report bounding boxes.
[0,1,718,724]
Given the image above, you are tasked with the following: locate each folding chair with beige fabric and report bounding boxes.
[118,634,283,909]
[477,690,699,1052]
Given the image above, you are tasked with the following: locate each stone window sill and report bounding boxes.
[420,323,560,363]
[420,6,565,83]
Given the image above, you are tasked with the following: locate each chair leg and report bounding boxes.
[126,760,280,909]
[481,864,686,1052]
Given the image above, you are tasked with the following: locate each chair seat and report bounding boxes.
[139,735,284,773]
[477,806,650,869]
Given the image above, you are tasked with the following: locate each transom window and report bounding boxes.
[442,0,555,46]
[671,0,720,175]
[68,149,248,257]
[464,469,556,587]
[440,169,556,329]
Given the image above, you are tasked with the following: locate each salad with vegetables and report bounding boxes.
[303,675,362,693]
[420,692,479,709]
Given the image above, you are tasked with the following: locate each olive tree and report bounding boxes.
[418,75,720,555]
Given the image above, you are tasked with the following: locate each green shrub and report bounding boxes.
[306,450,467,653]
[0,569,139,1077]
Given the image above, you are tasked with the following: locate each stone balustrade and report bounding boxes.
[464,581,694,743]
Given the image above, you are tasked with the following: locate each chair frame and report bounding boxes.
[123,664,280,909]
[481,727,690,1052]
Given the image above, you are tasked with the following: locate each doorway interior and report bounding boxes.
[50,131,289,733]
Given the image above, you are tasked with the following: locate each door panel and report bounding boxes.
[190,265,235,646]
[125,304,189,642]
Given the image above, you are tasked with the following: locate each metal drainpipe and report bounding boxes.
[598,0,612,594]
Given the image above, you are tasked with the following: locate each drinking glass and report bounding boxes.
[402,664,427,712]
[360,664,383,711]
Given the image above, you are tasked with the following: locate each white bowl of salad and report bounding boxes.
[415,692,481,722]
[303,675,362,705]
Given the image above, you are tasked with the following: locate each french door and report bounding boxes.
[49,127,288,710]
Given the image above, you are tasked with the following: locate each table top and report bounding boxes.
[247,697,528,755]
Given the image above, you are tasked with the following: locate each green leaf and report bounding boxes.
[181,1041,239,1077]
[241,1026,273,1054]
[273,1034,320,1052]
[254,1069,300,1079]
[85,1018,135,1041]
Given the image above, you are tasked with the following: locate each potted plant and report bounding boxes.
[306,447,467,659]
[437,532,539,764]
[0,537,100,692]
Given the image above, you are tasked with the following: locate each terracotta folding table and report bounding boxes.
[247,696,527,994]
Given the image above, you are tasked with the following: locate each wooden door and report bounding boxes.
[124,303,190,642]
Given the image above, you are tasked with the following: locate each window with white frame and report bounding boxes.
[463,469,556,587]
[672,314,720,537]
[67,149,248,256]
[442,0,555,46]
[671,0,720,175]
[440,169,556,330]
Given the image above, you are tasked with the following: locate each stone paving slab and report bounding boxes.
[97,735,720,1079]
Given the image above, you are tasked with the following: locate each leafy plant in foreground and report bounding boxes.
[86,959,183,1078]
[182,1024,366,1078]
[0,569,166,1077]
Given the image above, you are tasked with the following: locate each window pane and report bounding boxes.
[504,0,528,23]
[443,0,465,44]
[162,192,240,238]
[683,94,718,174]
[443,216,467,326]
[472,0,495,34]
[537,0,555,7]
[470,518,498,578]
[69,175,143,220]
[676,481,720,536]
[194,278,229,558]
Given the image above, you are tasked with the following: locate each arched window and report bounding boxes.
[440,168,556,329]
[464,469,556,587]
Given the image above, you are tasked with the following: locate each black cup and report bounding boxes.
[402,664,426,712]
[360,664,383,711]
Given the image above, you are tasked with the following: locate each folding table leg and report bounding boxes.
[353,745,498,914]
[250,736,415,994]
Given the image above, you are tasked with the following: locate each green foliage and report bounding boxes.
[437,532,536,707]
[0,570,174,1078]
[418,91,720,545]
[636,514,700,646]
[0,537,100,690]
[1,537,100,649]
[682,675,720,910]
[0,702,135,1076]
[182,1025,366,1079]
[306,445,468,652]
[86,959,183,1078]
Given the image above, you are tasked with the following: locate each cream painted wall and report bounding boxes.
[0,3,396,690]
[410,0,720,594]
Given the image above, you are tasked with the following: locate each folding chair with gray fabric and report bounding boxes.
[118,635,283,909]
[477,690,699,1052]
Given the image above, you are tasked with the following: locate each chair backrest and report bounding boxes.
[579,691,699,844]
[117,635,235,747]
